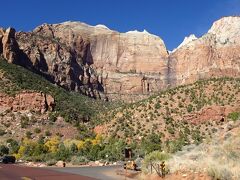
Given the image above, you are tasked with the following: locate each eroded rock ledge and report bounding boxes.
[0,91,55,114]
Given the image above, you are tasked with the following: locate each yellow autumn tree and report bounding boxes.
[44,136,60,153]
[91,134,103,145]
[76,140,85,150]
[15,138,37,159]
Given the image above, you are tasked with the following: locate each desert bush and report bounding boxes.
[0,145,9,156]
[26,131,32,139]
[45,130,52,137]
[6,138,19,154]
[228,112,240,121]
[0,129,6,136]
[20,115,29,128]
[34,128,41,134]
[142,151,171,173]
[207,166,233,180]
[71,156,89,165]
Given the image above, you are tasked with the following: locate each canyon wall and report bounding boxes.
[0,16,240,101]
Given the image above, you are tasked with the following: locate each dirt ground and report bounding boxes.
[140,171,211,180]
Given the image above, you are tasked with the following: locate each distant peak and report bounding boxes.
[172,34,197,52]
[126,29,150,34]
[208,16,240,35]
[95,24,110,30]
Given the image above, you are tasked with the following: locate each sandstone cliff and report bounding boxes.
[169,16,240,86]
[16,22,169,101]
[0,16,240,102]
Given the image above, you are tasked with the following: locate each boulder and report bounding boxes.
[56,160,65,167]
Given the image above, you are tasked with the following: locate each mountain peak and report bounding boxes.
[208,16,240,36]
[172,34,197,52]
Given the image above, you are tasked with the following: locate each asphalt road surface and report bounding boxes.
[0,164,95,180]
[49,165,126,180]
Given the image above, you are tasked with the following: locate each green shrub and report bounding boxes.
[49,112,58,122]
[34,128,41,134]
[20,115,29,128]
[71,156,89,165]
[143,151,171,172]
[0,145,9,156]
[140,133,162,154]
[6,138,19,154]
[0,129,6,136]
[45,130,52,137]
[228,112,240,121]
[154,102,161,109]
[26,131,32,139]
[187,104,193,113]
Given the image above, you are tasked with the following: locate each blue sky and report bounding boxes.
[1,0,239,50]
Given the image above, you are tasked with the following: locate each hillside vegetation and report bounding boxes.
[0,58,109,121]
[0,58,117,142]
[99,77,240,152]
[1,57,240,169]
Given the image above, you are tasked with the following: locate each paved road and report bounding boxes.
[49,165,125,180]
[0,164,95,180]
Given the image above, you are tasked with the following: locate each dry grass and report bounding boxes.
[166,120,240,180]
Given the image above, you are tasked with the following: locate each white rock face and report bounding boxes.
[174,34,197,51]
[208,16,240,36]
[208,16,240,45]
[95,24,110,30]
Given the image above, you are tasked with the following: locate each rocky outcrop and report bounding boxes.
[0,16,240,102]
[0,91,55,113]
[1,28,20,63]
[184,105,240,124]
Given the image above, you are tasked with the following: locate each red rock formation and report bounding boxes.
[0,16,240,102]
[0,91,55,113]
[1,28,19,63]
[184,105,240,124]
[14,23,169,101]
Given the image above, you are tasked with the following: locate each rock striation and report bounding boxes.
[0,16,240,101]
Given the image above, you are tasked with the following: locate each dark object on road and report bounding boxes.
[63,162,66,167]
[124,147,132,159]
[2,156,16,164]
[124,161,137,171]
